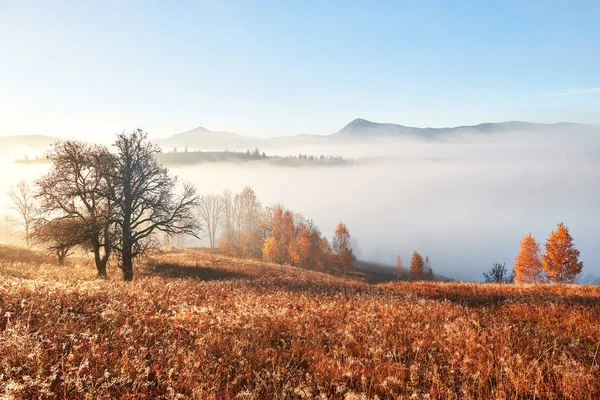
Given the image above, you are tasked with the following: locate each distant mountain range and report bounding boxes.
[1,119,594,157]
[154,119,592,151]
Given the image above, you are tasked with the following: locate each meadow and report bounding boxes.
[0,245,599,399]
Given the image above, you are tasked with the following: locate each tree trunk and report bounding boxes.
[57,251,65,266]
[122,249,133,281]
[121,228,133,281]
[93,247,107,278]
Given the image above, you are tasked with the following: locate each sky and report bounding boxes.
[1,0,600,140]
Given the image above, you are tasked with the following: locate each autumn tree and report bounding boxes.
[111,129,200,281]
[395,255,403,281]
[7,180,38,247]
[197,194,224,248]
[408,251,424,280]
[541,223,583,283]
[289,219,322,268]
[263,204,295,264]
[317,237,334,271]
[262,236,279,264]
[36,141,114,277]
[423,256,434,280]
[483,262,513,283]
[332,223,353,275]
[513,233,544,284]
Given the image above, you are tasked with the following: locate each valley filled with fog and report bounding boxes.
[171,129,600,282]
[1,128,599,282]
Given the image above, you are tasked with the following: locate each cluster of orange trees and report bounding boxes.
[395,251,434,281]
[513,222,583,283]
[215,187,354,275]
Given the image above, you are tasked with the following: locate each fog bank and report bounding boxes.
[1,128,598,282]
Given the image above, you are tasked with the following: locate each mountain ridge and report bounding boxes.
[1,119,592,155]
[155,119,591,150]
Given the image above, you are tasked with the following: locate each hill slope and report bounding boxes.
[1,247,599,398]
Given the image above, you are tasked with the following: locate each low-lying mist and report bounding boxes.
[1,128,598,282]
[173,129,600,282]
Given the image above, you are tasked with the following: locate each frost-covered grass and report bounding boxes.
[1,247,599,399]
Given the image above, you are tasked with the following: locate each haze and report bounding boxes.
[1,126,597,282]
[169,129,599,282]
[1,1,599,281]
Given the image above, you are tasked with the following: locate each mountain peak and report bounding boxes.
[189,126,211,133]
[338,118,380,135]
[349,118,372,125]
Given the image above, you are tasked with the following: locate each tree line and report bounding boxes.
[6,130,355,281]
[483,223,584,284]
[395,252,435,281]
[197,187,355,275]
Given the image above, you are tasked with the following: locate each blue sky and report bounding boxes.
[1,0,599,139]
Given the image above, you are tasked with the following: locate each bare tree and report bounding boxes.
[31,217,85,265]
[7,180,38,247]
[198,194,225,248]
[395,254,403,281]
[221,189,233,239]
[36,141,114,277]
[238,187,261,233]
[423,256,434,280]
[111,129,200,281]
[224,187,263,257]
[0,214,16,244]
[483,262,513,283]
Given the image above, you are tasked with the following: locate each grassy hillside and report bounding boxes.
[1,247,599,399]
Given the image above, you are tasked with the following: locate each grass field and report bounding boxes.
[0,245,599,399]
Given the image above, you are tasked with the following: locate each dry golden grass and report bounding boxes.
[1,246,599,399]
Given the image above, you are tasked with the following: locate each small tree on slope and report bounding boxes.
[409,251,424,280]
[541,223,583,283]
[483,262,513,283]
[513,233,544,284]
[332,223,353,275]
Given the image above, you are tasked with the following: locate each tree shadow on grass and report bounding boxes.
[148,262,255,281]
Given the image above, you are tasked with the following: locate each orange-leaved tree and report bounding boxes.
[541,223,583,283]
[332,223,353,275]
[262,204,295,264]
[317,237,334,271]
[262,236,279,263]
[513,233,544,284]
[290,222,321,268]
[409,251,424,280]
